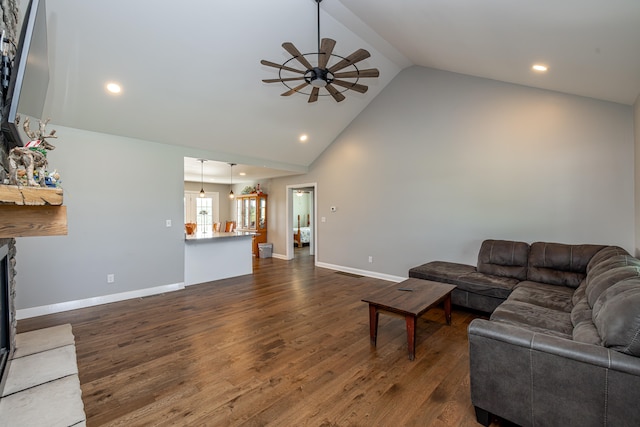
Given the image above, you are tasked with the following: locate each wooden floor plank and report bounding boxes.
[18,249,504,426]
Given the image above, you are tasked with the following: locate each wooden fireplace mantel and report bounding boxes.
[0,185,67,238]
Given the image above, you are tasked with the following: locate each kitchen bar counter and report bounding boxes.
[185,231,256,241]
[184,231,253,286]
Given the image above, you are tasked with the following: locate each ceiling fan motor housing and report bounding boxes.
[305,67,333,88]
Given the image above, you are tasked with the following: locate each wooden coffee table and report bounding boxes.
[362,278,456,361]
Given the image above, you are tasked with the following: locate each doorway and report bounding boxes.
[286,183,317,260]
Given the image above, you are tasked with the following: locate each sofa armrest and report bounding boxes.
[469,319,640,426]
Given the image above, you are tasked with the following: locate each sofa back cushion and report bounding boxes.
[592,278,640,356]
[477,239,530,281]
[586,254,640,281]
[586,246,630,274]
[527,242,606,288]
[586,264,640,308]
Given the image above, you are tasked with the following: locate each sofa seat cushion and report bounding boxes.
[571,297,592,326]
[409,261,517,299]
[408,261,476,283]
[570,297,602,345]
[572,280,587,306]
[573,320,602,346]
[490,300,573,338]
[451,289,504,313]
[454,272,519,299]
[509,281,574,312]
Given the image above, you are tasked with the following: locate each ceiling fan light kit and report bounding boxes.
[260,0,379,103]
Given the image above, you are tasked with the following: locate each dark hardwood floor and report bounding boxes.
[18,249,493,426]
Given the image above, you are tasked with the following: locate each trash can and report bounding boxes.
[258,243,273,258]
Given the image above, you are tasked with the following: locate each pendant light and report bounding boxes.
[229,163,236,199]
[198,159,206,198]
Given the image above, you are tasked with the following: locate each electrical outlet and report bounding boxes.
[368,256,373,263]
[166,219,172,227]
[107,274,115,283]
[321,217,326,223]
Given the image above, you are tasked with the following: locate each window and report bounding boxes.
[185,192,219,234]
[196,197,212,232]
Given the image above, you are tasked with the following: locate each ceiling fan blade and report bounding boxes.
[328,49,371,73]
[281,82,310,97]
[318,38,336,69]
[262,77,306,83]
[333,68,380,79]
[325,84,346,102]
[260,59,305,74]
[282,42,313,70]
[308,87,319,103]
[332,79,368,94]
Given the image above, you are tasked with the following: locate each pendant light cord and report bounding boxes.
[199,159,206,197]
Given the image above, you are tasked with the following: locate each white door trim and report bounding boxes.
[286,182,318,260]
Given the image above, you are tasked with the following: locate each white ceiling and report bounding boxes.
[340,0,640,105]
[34,0,640,182]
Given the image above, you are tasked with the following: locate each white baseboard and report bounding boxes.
[315,262,406,283]
[271,253,288,260]
[16,282,185,320]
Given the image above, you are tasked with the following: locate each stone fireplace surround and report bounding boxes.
[0,238,17,394]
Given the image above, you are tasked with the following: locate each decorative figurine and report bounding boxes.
[8,117,58,187]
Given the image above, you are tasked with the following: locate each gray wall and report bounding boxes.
[13,65,637,311]
[15,126,186,308]
[270,66,635,276]
[13,126,287,311]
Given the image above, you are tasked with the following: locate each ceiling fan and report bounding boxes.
[260,0,379,103]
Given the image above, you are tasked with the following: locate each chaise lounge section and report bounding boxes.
[409,239,535,313]
[410,240,640,425]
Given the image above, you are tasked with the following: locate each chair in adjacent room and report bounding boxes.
[185,223,197,235]
[224,221,236,232]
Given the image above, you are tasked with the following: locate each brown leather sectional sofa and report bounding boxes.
[409,239,640,426]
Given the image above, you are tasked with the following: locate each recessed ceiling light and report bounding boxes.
[532,64,548,72]
[106,82,122,94]
[299,134,308,142]
[239,172,246,176]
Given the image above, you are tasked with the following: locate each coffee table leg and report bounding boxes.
[406,315,417,361]
[444,294,452,325]
[369,304,379,346]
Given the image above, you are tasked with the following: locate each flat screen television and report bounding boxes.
[1,0,49,148]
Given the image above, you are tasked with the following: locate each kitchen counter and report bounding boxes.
[184,232,253,285]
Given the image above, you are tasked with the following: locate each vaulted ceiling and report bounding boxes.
[38,0,640,179]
